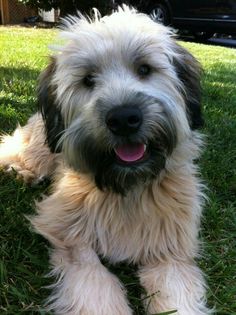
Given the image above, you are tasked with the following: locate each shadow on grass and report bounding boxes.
[0,66,40,79]
[200,62,236,201]
[0,66,41,131]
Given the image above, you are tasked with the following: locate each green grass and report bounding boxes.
[0,26,236,314]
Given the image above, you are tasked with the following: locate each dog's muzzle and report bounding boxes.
[105,106,147,164]
[63,92,178,194]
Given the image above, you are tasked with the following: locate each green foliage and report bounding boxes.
[0,27,236,314]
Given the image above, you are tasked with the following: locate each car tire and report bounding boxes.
[193,31,214,41]
[149,3,170,25]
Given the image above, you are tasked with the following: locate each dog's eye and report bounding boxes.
[137,64,152,77]
[83,74,95,88]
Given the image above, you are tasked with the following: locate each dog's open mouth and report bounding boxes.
[114,143,148,165]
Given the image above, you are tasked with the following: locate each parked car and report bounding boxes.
[114,0,236,40]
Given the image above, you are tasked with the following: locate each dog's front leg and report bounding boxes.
[139,260,211,315]
[47,246,133,315]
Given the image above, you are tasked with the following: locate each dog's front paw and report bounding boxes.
[5,163,37,183]
[49,286,133,315]
[139,262,212,315]
[46,258,133,315]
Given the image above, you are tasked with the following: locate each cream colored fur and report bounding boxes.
[0,5,212,315]
[0,113,57,183]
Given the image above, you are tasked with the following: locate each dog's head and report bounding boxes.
[38,6,203,194]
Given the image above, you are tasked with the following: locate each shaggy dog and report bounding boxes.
[0,6,211,315]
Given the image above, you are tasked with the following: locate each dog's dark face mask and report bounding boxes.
[62,92,178,195]
[38,43,203,195]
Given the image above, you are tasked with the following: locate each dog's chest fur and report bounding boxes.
[34,165,201,265]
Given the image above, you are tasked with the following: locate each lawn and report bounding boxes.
[0,26,236,315]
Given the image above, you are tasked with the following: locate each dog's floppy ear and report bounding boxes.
[38,57,64,153]
[173,44,204,129]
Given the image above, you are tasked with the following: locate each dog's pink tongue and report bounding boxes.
[115,143,145,162]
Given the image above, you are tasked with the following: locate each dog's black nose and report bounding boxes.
[106,106,142,136]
